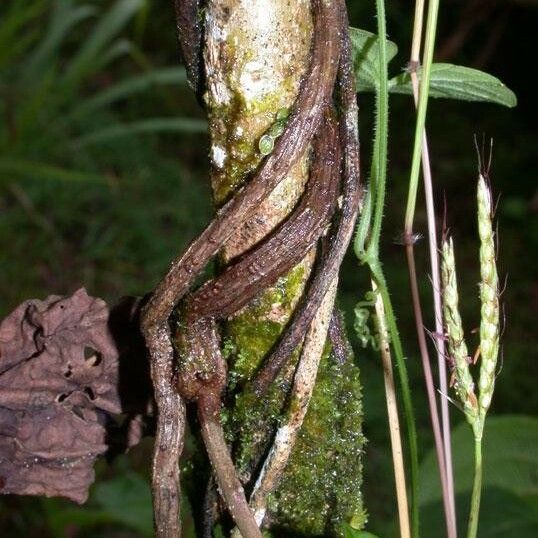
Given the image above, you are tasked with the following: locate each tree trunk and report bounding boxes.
[202,0,366,535]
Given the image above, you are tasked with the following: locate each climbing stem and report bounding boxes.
[198,394,262,538]
[353,0,420,533]
[367,0,389,259]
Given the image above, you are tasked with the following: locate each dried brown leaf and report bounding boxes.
[0,289,148,503]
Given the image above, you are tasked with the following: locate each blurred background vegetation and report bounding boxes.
[0,0,536,536]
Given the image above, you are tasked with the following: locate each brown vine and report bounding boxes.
[142,0,360,535]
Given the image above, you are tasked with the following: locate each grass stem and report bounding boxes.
[404,0,457,535]
[372,279,411,538]
[467,438,483,538]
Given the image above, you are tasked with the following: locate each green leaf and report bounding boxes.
[0,0,46,67]
[23,1,96,81]
[63,0,144,87]
[388,63,517,107]
[42,471,154,537]
[93,472,153,536]
[420,415,538,506]
[349,27,398,92]
[420,487,538,537]
[76,117,207,146]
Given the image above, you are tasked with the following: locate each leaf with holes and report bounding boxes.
[0,289,130,503]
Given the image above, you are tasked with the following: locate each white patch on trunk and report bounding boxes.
[211,145,227,168]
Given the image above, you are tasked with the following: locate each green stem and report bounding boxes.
[467,438,483,538]
[368,0,389,260]
[353,1,419,532]
[404,0,440,231]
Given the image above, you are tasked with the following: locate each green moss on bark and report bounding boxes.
[268,345,367,536]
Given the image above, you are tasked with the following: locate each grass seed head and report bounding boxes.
[477,174,500,418]
[441,237,478,425]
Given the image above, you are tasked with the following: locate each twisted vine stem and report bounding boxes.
[142,0,360,535]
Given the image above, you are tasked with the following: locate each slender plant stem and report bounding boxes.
[353,0,420,533]
[372,0,419,531]
[368,0,389,258]
[404,0,457,535]
[420,130,456,531]
[467,438,483,538]
[371,264,420,537]
[372,279,411,538]
[404,0,440,231]
[405,244,454,538]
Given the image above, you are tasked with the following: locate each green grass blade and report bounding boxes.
[76,117,207,146]
[69,67,188,119]
[62,0,144,87]
[0,159,108,183]
[23,1,97,81]
[0,0,46,67]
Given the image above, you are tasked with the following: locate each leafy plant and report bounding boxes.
[0,0,203,184]
[350,0,516,535]
[350,28,516,107]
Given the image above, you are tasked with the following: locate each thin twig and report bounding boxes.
[198,394,263,538]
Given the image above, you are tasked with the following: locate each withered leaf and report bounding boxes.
[0,289,139,503]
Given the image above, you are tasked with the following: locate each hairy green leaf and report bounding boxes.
[389,63,517,107]
[349,27,398,92]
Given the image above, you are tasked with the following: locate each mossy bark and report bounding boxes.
[203,1,365,534]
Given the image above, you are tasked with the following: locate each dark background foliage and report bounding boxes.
[0,0,536,536]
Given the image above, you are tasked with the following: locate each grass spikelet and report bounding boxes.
[441,237,478,425]
[477,174,500,421]
[441,163,503,538]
